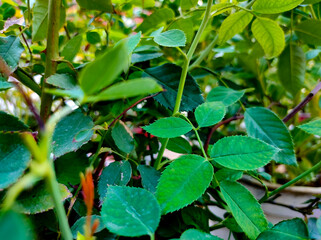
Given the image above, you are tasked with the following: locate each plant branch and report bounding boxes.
[40,0,62,123]
[283,81,321,122]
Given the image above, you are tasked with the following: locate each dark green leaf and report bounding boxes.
[79,41,129,95]
[303,0,321,4]
[245,107,296,165]
[212,168,243,188]
[47,73,77,90]
[71,215,104,239]
[298,119,321,136]
[0,133,31,189]
[195,102,226,128]
[165,137,192,154]
[153,29,186,47]
[253,0,304,14]
[52,110,94,157]
[180,229,223,240]
[15,183,71,214]
[143,63,204,111]
[206,86,245,106]
[220,181,268,240]
[98,160,132,200]
[112,121,134,153]
[101,186,161,237]
[137,165,161,194]
[86,31,101,44]
[0,36,24,69]
[181,206,209,232]
[76,0,112,11]
[211,136,278,170]
[295,20,321,46]
[61,34,83,62]
[143,117,192,138]
[257,218,309,240]
[0,211,34,240]
[156,155,213,214]
[0,111,28,131]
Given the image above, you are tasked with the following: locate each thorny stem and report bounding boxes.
[40,0,62,123]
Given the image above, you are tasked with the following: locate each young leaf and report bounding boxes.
[0,211,34,240]
[137,165,161,194]
[206,86,245,107]
[79,41,129,95]
[143,63,204,111]
[220,181,268,240]
[0,111,29,131]
[76,0,112,11]
[61,34,83,62]
[180,229,223,240]
[52,110,94,157]
[0,133,31,189]
[15,184,71,214]
[112,121,135,154]
[211,136,278,170]
[251,17,285,59]
[218,11,253,45]
[156,155,213,214]
[245,107,297,165]
[195,101,226,128]
[98,160,132,200]
[101,186,161,237]
[0,36,24,69]
[71,215,104,239]
[295,20,321,46]
[252,0,304,14]
[257,218,309,240]
[278,44,306,97]
[298,119,321,136]
[142,117,192,138]
[165,137,192,154]
[89,78,162,102]
[153,29,186,47]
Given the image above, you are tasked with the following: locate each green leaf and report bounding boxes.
[156,155,213,214]
[168,18,194,43]
[0,133,31,189]
[86,31,100,44]
[101,186,161,237]
[112,121,135,153]
[137,165,161,194]
[278,44,306,96]
[212,168,243,188]
[143,117,192,138]
[71,215,104,239]
[90,78,162,102]
[143,63,204,111]
[207,86,245,106]
[251,17,285,59]
[165,137,192,154]
[0,78,13,91]
[298,119,321,136]
[195,102,226,128]
[218,11,253,45]
[127,32,141,53]
[180,229,223,240]
[317,217,321,235]
[253,0,304,14]
[220,181,268,240]
[211,136,278,170]
[0,36,24,69]
[245,107,297,165]
[303,0,321,4]
[257,218,309,240]
[132,52,163,63]
[98,160,132,200]
[0,111,29,131]
[76,0,112,11]
[136,8,175,33]
[0,211,34,240]
[61,34,83,62]
[32,0,66,42]
[180,0,198,10]
[15,183,71,214]
[47,73,77,90]
[153,29,186,47]
[295,20,321,46]
[52,110,94,157]
[79,41,129,95]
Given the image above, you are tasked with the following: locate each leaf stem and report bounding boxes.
[40,0,62,123]
[154,138,169,170]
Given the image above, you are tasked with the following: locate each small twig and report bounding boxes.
[19,27,33,64]
[283,81,321,123]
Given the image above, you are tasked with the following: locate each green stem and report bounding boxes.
[154,138,169,170]
[150,233,155,240]
[40,0,62,123]
[259,160,321,203]
[46,167,73,240]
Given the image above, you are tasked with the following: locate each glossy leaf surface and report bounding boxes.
[298,119,321,136]
[195,101,226,128]
[207,86,245,106]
